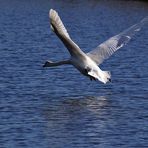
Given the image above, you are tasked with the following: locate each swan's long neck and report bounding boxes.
[43,60,70,67]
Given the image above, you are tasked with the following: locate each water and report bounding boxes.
[0,0,148,147]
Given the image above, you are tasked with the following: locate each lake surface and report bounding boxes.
[0,0,148,147]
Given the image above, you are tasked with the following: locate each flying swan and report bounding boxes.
[43,9,148,84]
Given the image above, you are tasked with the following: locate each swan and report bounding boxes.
[43,9,148,84]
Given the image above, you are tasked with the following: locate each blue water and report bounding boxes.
[0,0,148,147]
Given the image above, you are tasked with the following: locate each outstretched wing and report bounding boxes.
[50,9,83,56]
[50,9,70,39]
[87,17,148,65]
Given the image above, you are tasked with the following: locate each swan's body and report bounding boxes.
[43,9,148,84]
[70,55,110,83]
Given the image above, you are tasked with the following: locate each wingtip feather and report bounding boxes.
[49,9,57,19]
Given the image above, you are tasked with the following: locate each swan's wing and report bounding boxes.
[87,17,148,65]
[50,9,83,56]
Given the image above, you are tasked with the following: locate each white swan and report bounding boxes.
[43,9,148,84]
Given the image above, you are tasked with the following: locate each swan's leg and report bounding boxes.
[93,77,97,81]
[85,68,96,81]
[89,76,93,81]
[108,78,111,82]
[89,76,97,81]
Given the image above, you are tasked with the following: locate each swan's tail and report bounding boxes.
[102,71,111,84]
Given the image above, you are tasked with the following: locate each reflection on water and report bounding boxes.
[44,96,109,123]
[42,94,148,147]
[43,96,111,147]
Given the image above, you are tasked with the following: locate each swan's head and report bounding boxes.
[43,60,53,67]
